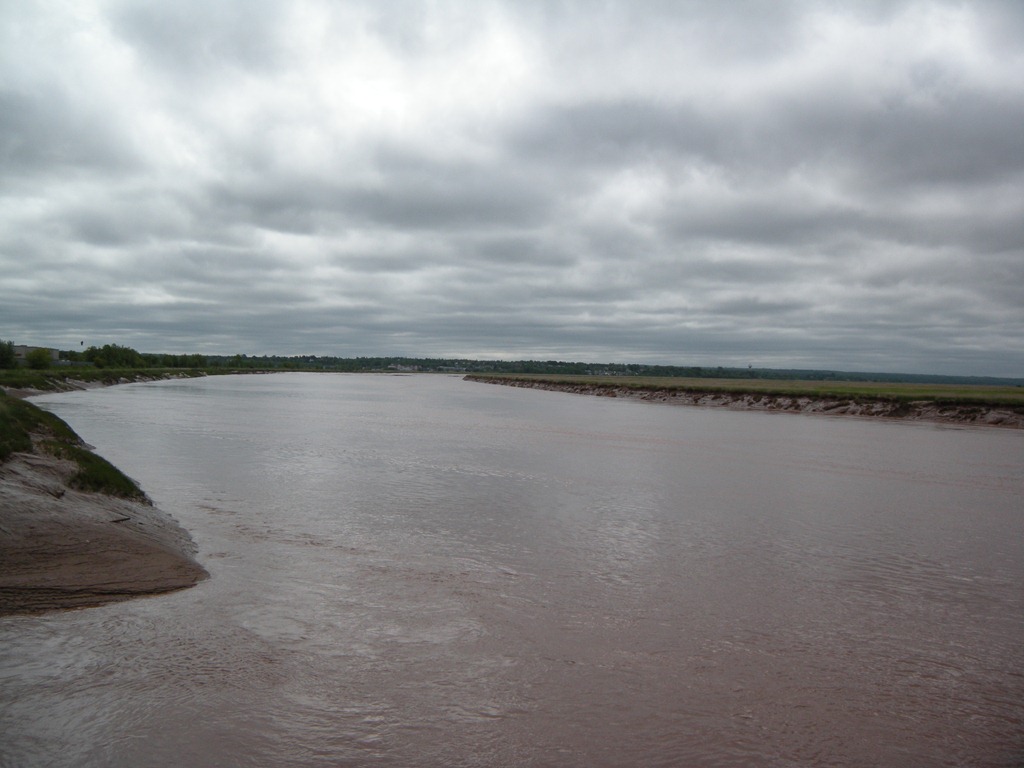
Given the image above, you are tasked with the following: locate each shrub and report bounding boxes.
[0,340,14,369]
[25,348,52,369]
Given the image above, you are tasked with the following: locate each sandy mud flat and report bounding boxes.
[0,405,207,616]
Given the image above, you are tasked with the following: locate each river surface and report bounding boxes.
[4,373,1023,767]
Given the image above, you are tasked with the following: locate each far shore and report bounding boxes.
[466,375,1024,429]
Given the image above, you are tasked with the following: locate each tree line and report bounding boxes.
[68,345,207,369]
[0,341,207,370]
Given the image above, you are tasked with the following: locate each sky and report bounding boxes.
[2,1,1023,376]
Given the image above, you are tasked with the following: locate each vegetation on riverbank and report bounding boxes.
[0,390,77,460]
[465,373,1024,408]
[0,367,218,394]
[0,390,147,499]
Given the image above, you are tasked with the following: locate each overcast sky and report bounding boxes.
[2,1,1023,376]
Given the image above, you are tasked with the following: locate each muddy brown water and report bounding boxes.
[4,373,1023,766]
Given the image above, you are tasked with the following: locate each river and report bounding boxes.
[3,373,1023,766]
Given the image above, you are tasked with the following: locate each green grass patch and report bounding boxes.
[0,395,33,461]
[39,440,148,501]
[0,390,78,461]
[0,390,146,500]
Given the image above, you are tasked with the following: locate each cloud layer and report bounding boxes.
[2,0,1023,375]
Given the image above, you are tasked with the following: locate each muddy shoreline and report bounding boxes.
[0,452,207,616]
[467,376,1024,428]
[0,387,207,616]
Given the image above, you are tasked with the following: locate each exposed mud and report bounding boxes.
[0,436,207,616]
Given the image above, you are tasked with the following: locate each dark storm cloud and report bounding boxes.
[1,0,1022,375]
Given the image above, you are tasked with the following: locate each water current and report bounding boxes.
[3,373,1023,766]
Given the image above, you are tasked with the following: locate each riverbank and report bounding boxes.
[0,369,209,399]
[466,376,1024,428]
[0,392,207,615]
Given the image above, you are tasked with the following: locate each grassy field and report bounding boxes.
[466,373,1024,407]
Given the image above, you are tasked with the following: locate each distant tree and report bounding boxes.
[153,353,206,368]
[26,348,52,369]
[83,343,145,369]
[0,340,14,369]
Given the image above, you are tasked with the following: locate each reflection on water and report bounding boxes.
[3,373,1023,766]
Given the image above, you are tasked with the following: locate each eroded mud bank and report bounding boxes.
[467,377,1024,428]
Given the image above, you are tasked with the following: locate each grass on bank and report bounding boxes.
[0,390,147,501]
[0,367,211,392]
[466,373,1024,408]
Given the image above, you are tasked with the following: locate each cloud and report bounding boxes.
[1,0,1022,376]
